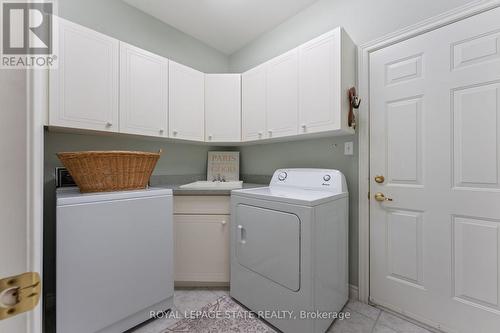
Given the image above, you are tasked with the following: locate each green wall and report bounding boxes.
[58,0,229,72]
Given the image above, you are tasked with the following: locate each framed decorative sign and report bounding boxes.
[207,151,240,181]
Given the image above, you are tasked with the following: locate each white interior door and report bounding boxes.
[370,7,500,333]
[1,70,42,332]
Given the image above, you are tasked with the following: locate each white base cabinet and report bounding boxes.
[173,196,230,285]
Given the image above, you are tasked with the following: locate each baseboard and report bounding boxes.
[349,284,359,301]
[175,281,230,288]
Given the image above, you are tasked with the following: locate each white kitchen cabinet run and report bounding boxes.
[205,74,241,142]
[120,42,168,137]
[168,61,205,141]
[48,18,356,144]
[241,27,355,142]
[49,18,119,132]
[242,64,267,141]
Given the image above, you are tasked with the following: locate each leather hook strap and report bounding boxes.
[348,87,361,129]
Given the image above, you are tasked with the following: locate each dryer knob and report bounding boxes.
[278,172,287,181]
[323,174,331,182]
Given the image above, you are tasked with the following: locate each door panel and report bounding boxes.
[266,49,299,139]
[205,74,241,142]
[242,65,267,141]
[119,42,168,137]
[235,204,300,291]
[168,61,205,141]
[174,215,229,283]
[453,83,500,188]
[49,18,119,132]
[370,7,500,333]
[298,30,341,133]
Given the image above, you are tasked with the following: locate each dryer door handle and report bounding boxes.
[237,225,246,244]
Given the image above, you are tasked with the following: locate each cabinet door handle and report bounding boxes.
[105,122,112,127]
[237,225,246,244]
[221,220,227,225]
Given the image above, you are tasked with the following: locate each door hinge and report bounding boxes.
[0,272,41,320]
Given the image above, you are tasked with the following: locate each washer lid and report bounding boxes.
[56,187,173,206]
[231,186,347,206]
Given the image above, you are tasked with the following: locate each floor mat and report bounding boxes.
[164,295,276,333]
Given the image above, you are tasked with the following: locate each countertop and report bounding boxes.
[156,183,266,196]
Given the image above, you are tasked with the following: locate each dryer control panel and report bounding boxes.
[270,168,347,194]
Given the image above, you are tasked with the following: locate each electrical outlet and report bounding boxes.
[344,142,354,155]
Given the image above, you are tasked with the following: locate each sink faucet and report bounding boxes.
[213,174,226,182]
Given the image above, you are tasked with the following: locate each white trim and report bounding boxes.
[357,0,500,303]
[348,284,359,301]
[26,68,47,333]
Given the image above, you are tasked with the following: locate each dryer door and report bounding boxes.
[235,204,300,291]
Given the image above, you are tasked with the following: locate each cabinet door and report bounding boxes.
[205,74,241,142]
[242,65,267,141]
[299,29,341,134]
[174,215,229,283]
[49,18,119,132]
[168,61,205,141]
[120,42,168,137]
[266,49,299,139]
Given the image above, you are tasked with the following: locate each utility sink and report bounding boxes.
[179,181,243,190]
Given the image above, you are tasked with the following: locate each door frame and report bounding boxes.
[357,0,500,304]
[25,68,46,332]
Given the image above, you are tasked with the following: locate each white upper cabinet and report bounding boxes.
[266,49,299,139]
[299,28,355,135]
[168,61,205,141]
[49,18,119,132]
[205,74,241,142]
[119,42,168,137]
[242,64,267,141]
[48,19,355,144]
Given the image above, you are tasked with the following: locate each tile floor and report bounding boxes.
[131,288,434,333]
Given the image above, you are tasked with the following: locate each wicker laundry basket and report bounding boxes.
[57,150,161,193]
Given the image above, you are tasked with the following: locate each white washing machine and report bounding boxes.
[230,169,348,333]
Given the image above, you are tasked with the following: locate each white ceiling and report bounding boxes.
[123,0,319,55]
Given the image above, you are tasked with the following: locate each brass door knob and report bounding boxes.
[374,175,385,183]
[374,192,393,202]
